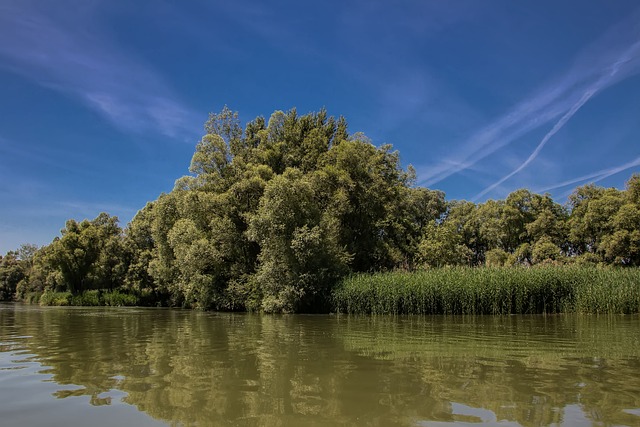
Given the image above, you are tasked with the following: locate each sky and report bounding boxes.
[1,0,640,254]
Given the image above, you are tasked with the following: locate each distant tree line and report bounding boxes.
[2,108,639,312]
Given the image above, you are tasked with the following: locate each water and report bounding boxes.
[1,304,639,426]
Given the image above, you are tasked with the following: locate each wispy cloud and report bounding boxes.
[474,38,640,200]
[472,90,598,199]
[535,155,640,195]
[418,7,640,195]
[0,0,199,139]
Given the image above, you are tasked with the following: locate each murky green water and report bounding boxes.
[1,304,639,426]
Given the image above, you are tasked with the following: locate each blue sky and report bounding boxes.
[1,0,640,254]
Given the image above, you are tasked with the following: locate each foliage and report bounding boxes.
[39,289,137,307]
[531,235,562,264]
[0,251,25,300]
[116,107,430,312]
[44,213,127,294]
[333,266,640,315]
[418,222,472,267]
[40,290,73,306]
[0,244,40,301]
[101,290,138,307]
[485,248,509,267]
[5,105,640,313]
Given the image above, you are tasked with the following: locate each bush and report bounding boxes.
[101,290,137,306]
[24,292,41,304]
[71,290,101,306]
[40,290,72,306]
[485,249,509,267]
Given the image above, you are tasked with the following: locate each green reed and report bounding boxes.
[332,266,640,315]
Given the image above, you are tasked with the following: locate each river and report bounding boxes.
[1,304,639,426]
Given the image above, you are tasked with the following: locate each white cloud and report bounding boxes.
[474,37,640,200]
[417,7,640,196]
[535,156,640,194]
[0,0,199,139]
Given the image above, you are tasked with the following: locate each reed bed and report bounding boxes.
[332,266,640,315]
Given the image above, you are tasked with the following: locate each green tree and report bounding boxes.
[123,202,156,295]
[485,248,509,267]
[0,251,25,300]
[431,201,483,265]
[318,137,413,271]
[568,186,624,257]
[248,169,349,312]
[418,221,473,268]
[46,213,126,294]
[598,203,640,265]
[140,107,359,310]
[398,187,447,267]
[626,173,640,205]
[19,107,640,312]
[531,236,562,264]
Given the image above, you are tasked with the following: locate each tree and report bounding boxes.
[18,243,39,264]
[397,187,447,267]
[248,169,349,312]
[475,199,505,262]
[46,213,125,294]
[318,138,413,271]
[531,236,562,264]
[123,203,157,296]
[0,251,25,300]
[418,221,473,268]
[14,106,640,313]
[485,248,509,267]
[598,203,640,265]
[138,107,360,310]
[626,173,640,205]
[568,185,622,256]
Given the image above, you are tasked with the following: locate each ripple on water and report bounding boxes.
[3,308,640,426]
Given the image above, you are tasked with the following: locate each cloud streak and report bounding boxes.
[534,155,640,195]
[473,89,597,199]
[418,7,640,194]
[473,37,640,201]
[0,0,199,139]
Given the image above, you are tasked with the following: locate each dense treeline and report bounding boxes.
[1,108,639,312]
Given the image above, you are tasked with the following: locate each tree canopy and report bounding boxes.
[3,107,640,312]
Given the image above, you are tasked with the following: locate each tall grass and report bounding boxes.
[332,266,640,315]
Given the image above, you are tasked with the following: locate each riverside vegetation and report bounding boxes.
[334,267,640,315]
[1,108,640,313]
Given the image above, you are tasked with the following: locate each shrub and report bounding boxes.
[40,290,72,306]
[101,290,137,306]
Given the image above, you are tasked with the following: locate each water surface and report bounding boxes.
[1,304,639,426]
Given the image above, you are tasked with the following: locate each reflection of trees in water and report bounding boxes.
[6,307,640,426]
[339,315,640,426]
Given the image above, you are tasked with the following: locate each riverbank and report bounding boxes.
[28,266,640,314]
[332,266,640,315]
